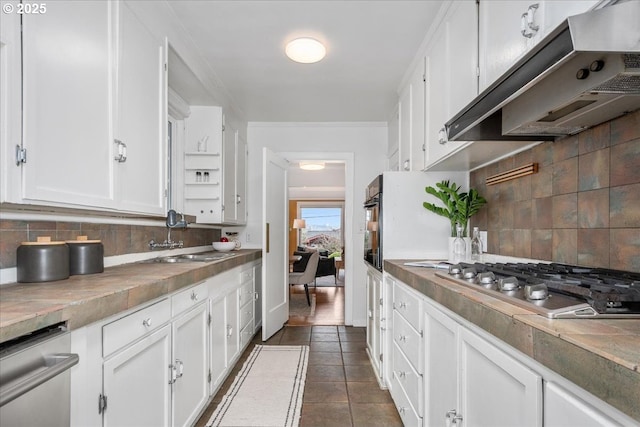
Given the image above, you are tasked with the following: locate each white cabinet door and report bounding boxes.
[172,302,209,427]
[398,85,411,172]
[235,134,247,224]
[103,324,172,427]
[410,59,426,172]
[478,0,530,92]
[425,0,477,168]
[226,288,240,365]
[21,1,114,209]
[366,267,381,376]
[210,295,227,393]
[423,301,458,427]
[544,381,624,427]
[478,1,597,92]
[114,1,166,215]
[222,121,247,225]
[459,327,542,427]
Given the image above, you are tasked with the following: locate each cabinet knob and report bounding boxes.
[191,291,198,301]
[142,318,152,327]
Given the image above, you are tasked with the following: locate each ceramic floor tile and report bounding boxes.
[306,364,346,382]
[311,332,340,341]
[310,341,342,352]
[308,351,344,366]
[342,352,371,366]
[341,341,367,353]
[350,403,403,427]
[347,382,393,404]
[344,365,378,382]
[303,381,349,403]
[299,402,353,427]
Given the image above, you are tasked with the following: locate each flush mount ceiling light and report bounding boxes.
[299,161,325,171]
[285,38,326,64]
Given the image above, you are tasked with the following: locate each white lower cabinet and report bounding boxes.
[70,260,260,427]
[423,294,542,427]
[366,266,383,383]
[389,278,423,426]
[171,282,209,427]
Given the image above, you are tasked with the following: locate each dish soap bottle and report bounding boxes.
[453,222,466,263]
[471,226,483,261]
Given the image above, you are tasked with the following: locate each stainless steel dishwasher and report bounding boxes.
[0,322,79,426]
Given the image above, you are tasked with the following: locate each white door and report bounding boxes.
[261,148,289,341]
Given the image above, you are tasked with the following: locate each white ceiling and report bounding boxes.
[166,0,443,122]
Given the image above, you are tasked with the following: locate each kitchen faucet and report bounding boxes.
[149,210,188,250]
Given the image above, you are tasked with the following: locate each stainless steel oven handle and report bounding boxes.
[0,353,79,407]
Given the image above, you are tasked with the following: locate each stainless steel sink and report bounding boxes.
[151,251,234,263]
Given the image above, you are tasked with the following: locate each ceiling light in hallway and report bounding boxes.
[299,161,325,170]
[285,38,326,63]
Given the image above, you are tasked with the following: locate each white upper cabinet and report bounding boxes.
[424,0,478,169]
[222,121,247,225]
[479,0,598,92]
[20,1,114,209]
[183,106,224,224]
[114,1,166,215]
[409,59,426,172]
[11,0,166,215]
[398,84,411,171]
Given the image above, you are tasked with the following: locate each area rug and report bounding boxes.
[206,345,309,427]
[289,292,316,317]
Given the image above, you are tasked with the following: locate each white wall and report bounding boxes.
[243,122,387,326]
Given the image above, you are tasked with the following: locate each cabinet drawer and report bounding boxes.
[393,282,421,331]
[238,280,254,308]
[393,310,422,372]
[240,268,254,283]
[240,322,254,349]
[103,299,171,357]
[239,299,254,331]
[172,281,209,317]
[390,370,422,427]
[393,341,422,415]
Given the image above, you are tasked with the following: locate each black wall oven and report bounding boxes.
[364,175,382,271]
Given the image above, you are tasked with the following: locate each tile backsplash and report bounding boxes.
[0,219,221,269]
[470,109,639,272]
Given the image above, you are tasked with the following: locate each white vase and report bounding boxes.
[448,237,471,263]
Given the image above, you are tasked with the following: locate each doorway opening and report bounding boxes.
[286,159,347,326]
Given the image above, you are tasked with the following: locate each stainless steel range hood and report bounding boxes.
[446,1,640,142]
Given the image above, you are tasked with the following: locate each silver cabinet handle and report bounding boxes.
[176,359,184,379]
[114,139,127,163]
[0,353,79,407]
[520,3,539,38]
[142,318,152,327]
[402,159,410,171]
[226,325,233,338]
[254,292,259,301]
[398,335,407,342]
[446,409,463,427]
[236,194,241,205]
[190,291,198,301]
[399,302,407,309]
[438,127,448,145]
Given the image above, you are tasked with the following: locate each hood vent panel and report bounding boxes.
[446,2,640,142]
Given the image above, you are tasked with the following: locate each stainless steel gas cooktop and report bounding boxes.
[435,262,640,319]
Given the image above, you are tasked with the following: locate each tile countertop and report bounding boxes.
[0,249,262,344]
[384,259,640,423]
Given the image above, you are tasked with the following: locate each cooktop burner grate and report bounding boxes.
[436,262,640,318]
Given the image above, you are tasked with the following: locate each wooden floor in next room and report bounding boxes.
[195,275,402,427]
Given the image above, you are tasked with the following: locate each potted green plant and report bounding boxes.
[422,180,487,237]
